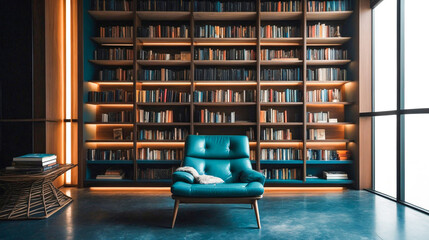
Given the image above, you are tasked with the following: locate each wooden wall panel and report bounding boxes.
[358,0,373,189]
[45,0,65,121]
[46,121,65,187]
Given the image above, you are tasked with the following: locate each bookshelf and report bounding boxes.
[80,0,359,187]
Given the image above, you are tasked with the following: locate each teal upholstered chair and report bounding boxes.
[171,135,265,228]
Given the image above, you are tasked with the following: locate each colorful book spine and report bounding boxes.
[137,148,183,160]
[193,89,256,102]
[194,0,256,12]
[194,48,256,60]
[262,168,301,180]
[261,148,302,160]
[137,25,189,38]
[93,48,134,60]
[138,68,190,81]
[307,0,352,12]
[196,109,236,123]
[138,128,188,140]
[261,48,301,61]
[195,67,256,81]
[260,25,300,38]
[194,24,256,38]
[307,68,347,81]
[260,89,302,102]
[87,149,134,161]
[260,108,288,123]
[137,0,191,11]
[98,25,133,38]
[98,68,133,81]
[261,0,301,12]
[307,23,340,38]
[261,128,293,140]
[306,88,341,102]
[307,149,350,160]
[261,68,301,81]
[137,109,189,123]
[136,89,191,103]
[307,48,348,60]
[307,111,329,123]
[139,50,191,61]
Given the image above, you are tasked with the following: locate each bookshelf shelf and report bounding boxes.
[260,38,303,46]
[306,81,352,87]
[306,60,351,66]
[88,60,133,66]
[87,160,134,164]
[306,11,353,21]
[260,60,303,66]
[260,12,302,21]
[137,60,191,66]
[137,11,191,20]
[260,160,304,165]
[91,37,133,44]
[88,10,134,20]
[306,160,353,165]
[304,179,353,184]
[81,0,360,188]
[193,12,257,21]
[194,60,257,66]
[306,37,351,45]
[265,179,304,184]
[137,160,182,165]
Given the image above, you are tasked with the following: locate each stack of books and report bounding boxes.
[6,154,58,173]
[96,169,125,180]
[323,171,348,180]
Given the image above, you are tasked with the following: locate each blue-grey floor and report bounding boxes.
[1,188,429,240]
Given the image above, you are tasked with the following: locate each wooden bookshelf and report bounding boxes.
[80,0,360,187]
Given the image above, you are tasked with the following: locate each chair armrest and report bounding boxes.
[240,169,265,185]
[172,171,194,184]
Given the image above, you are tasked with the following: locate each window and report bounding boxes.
[368,0,429,213]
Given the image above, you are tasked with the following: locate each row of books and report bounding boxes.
[98,26,133,38]
[262,168,300,180]
[307,48,348,60]
[88,90,133,103]
[307,68,347,81]
[87,149,134,161]
[93,48,134,60]
[260,25,300,38]
[101,111,133,122]
[194,25,256,38]
[261,68,301,81]
[138,128,188,140]
[97,68,133,81]
[138,68,190,81]
[261,148,302,160]
[260,89,302,103]
[193,0,256,12]
[137,25,189,38]
[307,0,352,12]
[322,171,348,180]
[196,109,236,123]
[306,88,341,102]
[6,154,58,173]
[138,148,184,160]
[307,149,350,161]
[260,108,288,123]
[193,89,256,103]
[136,109,190,123]
[138,50,191,61]
[137,0,190,11]
[136,89,191,103]
[90,0,132,11]
[308,23,341,38]
[261,128,293,140]
[307,111,330,123]
[307,128,326,140]
[194,68,256,81]
[261,0,301,12]
[261,49,301,61]
[139,168,177,180]
[96,169,125,180]
[194,48,256,61]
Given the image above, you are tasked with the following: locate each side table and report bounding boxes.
[0,164,76,220]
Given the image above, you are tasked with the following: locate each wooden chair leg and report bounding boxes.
[252,200,261,229]
[171,199,180,228]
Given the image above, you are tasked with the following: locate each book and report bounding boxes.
[13,159,57,167]
[113,128,123,140]
[261,67,301,81]
[323,171,348,180]
[6,164,59,173]
[194,0,256,12]
[13,154,57,162]
[261,1,301,12]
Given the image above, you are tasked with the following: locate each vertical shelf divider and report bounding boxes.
[303,0,308,183]
[133,0,138,181]
[256,0,261,171]
[190,0,195,135]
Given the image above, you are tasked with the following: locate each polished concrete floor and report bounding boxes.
[1,188,429,240]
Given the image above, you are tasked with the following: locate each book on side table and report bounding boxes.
[5,154,58,173]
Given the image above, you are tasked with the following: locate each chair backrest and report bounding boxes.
[183,135,252,183]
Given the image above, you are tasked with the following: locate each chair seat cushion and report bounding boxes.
[171,181,264,198]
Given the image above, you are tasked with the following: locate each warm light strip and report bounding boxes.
[260,82,302,86]
[141,43,191,46]
[139,82,191,86]
[85,123,134,126]
[194,82,257,86]
[137,142,185,147]
[102,44,133,47]
[65,0,72,184]
[265,187,345,192]
[194,43,257,46]
[86,142,134,146]
[89,82,134,86]
[89,187,345,192]
[87,103,134,107]
[90,187,170,191]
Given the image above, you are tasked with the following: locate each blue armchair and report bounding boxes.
[171,135,265,228]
